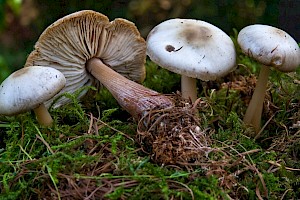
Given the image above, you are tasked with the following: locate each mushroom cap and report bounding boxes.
[25,10,146,107]
[0,66,66,115]
[146,18,236,81]
[237,24,300,72]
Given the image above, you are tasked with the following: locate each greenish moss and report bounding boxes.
[0,44,299,199]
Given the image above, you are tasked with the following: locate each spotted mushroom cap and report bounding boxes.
[238,24,300,72]
[25,10,146,108]
[0,66,66,115]
[146,18,236,81]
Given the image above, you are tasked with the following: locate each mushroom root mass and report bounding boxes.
[25,10,213,165]
[86,58,213,165]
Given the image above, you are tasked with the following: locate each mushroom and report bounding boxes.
[0,66,66,126]
[25,10,146,108]
[24,10,174,119]
[146,18,236,102]
[238,24,300,134]
[24,11,212,165]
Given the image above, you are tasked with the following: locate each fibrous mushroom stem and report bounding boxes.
[33,103,53,126]
[86,58,174,119]
[243,66,270,134]
[181,75,197,102]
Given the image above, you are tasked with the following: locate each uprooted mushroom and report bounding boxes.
[25,10,213,165]
[86,58,213,165]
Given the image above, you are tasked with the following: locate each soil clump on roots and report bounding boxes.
[137,95,213,165]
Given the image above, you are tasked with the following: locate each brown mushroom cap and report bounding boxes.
[25,10,146,107]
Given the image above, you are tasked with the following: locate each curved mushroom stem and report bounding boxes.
[33,103,53,126]
[86,58,174,119]
[181,75,197,102]
[243,65,270,134]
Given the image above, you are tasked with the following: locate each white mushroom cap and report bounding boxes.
[25,10,146,108]
[238,24,300,72]
[0,66,66,115]
[146,19,236,81]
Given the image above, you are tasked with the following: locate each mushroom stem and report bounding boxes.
[86,58,174,119]
[243,65,270,134]
[33,103,53,126]
[181,75,197,102]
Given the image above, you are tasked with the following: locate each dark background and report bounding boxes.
[0,0,299,82]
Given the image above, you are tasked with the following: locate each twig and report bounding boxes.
[255,111,278,140]
[238,149,261,157]
[36,134,54,154]
[94,117,134,142]
[267,161,300,171]
[87,113,94,134]
[280,189,293,200]
[256,184,264,200]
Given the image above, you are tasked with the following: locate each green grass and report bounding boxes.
[0,52,299,199]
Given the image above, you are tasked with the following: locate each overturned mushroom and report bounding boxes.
[25,10,212,165]
[86,58,212,165]
[25,10,146,108]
